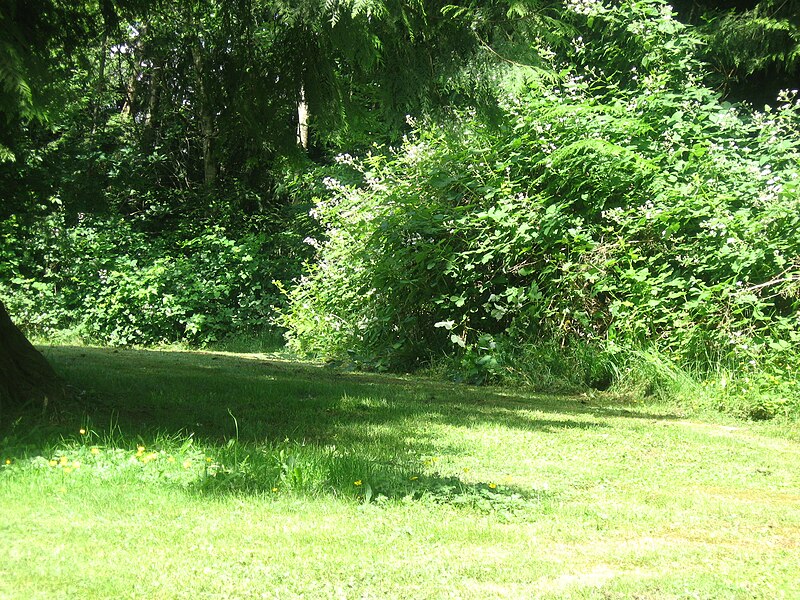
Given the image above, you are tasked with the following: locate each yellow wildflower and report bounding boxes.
[205,457,212,463]
[79,428,86,435]
[90,447,100,455]
[49,459,57,467]
[3,459,10,465]
[167,456,175,463]
[136,445,145,456]
[409,476,419,481]
[141,453,158,464]
[72,461,81,469]
[271,487,279,493]
[488,482,497,489]
[183,460,192,469]
[59,456,68,466]
[354,480,362,486]
[63,467,73,474]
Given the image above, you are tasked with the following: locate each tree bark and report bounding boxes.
[297,84,310,150]
[142,61,161,153]
[191,41,217,186]
[0,300,62,418]
[121,27,146,118]
[91,33,109,134]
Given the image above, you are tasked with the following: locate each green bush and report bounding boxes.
[0,213,307,346]
[280,0,800,416]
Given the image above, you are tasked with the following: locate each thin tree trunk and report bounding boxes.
[142,62,161,153]
[0,301,62,419]
[121,26,146,118]
[297,84,309,150]
[191,42,217,186]
[91,33,109,134]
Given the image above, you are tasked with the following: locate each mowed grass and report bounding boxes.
[1,346,799,599]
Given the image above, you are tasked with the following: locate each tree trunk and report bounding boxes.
[297,84,310,150]
[142,61,162,153]
[121,30,145,118]
[0,300,62,418]
[191,41,217,186]
[91,33,109,134]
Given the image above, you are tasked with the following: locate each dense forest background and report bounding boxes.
[2,0,799,419]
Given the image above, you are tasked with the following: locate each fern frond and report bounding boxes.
[0,143,15,162]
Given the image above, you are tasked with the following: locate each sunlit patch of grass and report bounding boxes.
[1,345,798,599]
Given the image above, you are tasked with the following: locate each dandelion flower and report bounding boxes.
[79,428,86,435]
[72,461,81,469]
[3,459,10,465]
[205,457,212,463]
[354,480,363,486]
[272,487,279,493]
[59,456,69,466]
[90,447,100,455]
[63,467,73,474]
[488,482,497,489]
[49,460,57,467]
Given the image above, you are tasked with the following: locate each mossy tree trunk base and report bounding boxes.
[0,300,62,417]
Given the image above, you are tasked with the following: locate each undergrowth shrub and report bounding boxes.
[281,0,800,417]
[0,211,307,346]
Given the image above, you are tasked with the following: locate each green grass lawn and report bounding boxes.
[1,346,799,599]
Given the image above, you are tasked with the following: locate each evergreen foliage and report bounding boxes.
[672,0,800,104]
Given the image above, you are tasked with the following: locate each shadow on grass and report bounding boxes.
[190,453,556,522]
[0,345,679,506]
[46,346,677,433]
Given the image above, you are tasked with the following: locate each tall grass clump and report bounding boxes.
[280,0,800,418]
